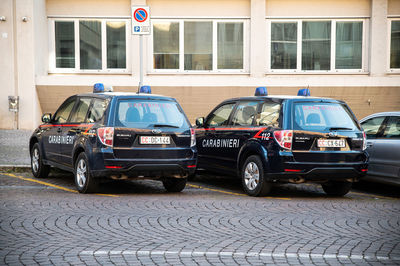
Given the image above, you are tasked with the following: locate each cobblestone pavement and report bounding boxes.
[0,171,399,265]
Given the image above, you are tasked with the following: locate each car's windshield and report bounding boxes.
[115,99,189,128]
[293,102,359,132]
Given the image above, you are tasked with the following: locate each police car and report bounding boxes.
[195,88,368,197]
[29,84,197,193]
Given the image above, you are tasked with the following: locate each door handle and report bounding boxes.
[367,142,374,147]
[57,128,62,133]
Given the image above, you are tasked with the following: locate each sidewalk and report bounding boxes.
[0,130,32,167]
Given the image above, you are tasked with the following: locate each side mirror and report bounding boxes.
[42,113,52,123]
[195,117,204,128]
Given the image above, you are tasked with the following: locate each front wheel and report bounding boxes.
[321,181,352,196]
[74,153,98,193]
[241,155,271,196]
[163,178,187,192]
[31,143,50,178]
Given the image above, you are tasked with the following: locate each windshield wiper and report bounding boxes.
[328,127,353,131]
[152,124,180,128]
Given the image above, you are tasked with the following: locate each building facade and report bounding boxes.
[0,0,399,130]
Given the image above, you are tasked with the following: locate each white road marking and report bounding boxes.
[79,250,399,261]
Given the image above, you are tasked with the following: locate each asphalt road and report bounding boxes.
[0,170,399,265]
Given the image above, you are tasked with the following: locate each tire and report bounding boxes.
[241,155,271,196]
[30,143,50,178]
[321,181,352,196]
[74,152,98,193]
[163,178,187,192]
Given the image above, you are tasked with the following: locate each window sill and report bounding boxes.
[48,70,131,75]
[148,71,250,75]
[387,70,400,75]
[265,71,370,75]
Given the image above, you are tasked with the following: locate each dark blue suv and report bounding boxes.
[195,88,368,197]
[29,85,197,193]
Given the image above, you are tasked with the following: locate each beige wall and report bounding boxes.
[36,86,400,123]
[148,0,250,17]
[388,0,400,15]
[46,0,131,16]
[266,0,370,17]
[0,0,16,128]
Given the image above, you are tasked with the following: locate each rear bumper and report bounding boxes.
[90,148,197,179]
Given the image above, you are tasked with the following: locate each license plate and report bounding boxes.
[317,139,345,148]
[140,136,170,145]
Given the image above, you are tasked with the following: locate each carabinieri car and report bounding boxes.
[195,88,368,197]
[29,84,197,193]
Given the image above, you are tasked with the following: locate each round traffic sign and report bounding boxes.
[134,8,148,22]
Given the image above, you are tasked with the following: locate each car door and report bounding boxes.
[197,102,236,172]
[369,116,400,179]
[227,101,260,167]
[360,115,388,177]
[60,97,92,167]
[42,97,77,164]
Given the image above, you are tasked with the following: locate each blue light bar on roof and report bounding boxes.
[140,85,151,94]
[93,83,105,93]
[255,87,268,96]
[298,88,311,96]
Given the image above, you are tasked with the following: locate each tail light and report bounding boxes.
[98,127,114,147]
[362,131,367,150]
[190,128,196,147]
[273,130,293,150]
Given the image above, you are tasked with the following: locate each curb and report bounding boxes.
[0,165,31,172]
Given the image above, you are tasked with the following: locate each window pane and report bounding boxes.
[80,20,102,69]
[55,21,75,68]
[271,22,297,69]
[184,21,212,70]
[383,116,400,139]
[302,21,331,70]
[107,21,126,69]
[70,98,91,123]
[256,102,281,127]
[231,102,257,126]
[361,116,386,139]
[87,99,109,123]
[153,22,179,69]
[54,99,76,123]
[217,22,243,69]
[390,21,400,69]
[336,22,362,69]
[206,103,235,127]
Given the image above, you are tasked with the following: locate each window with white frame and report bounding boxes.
[268,19,365,72]
[390,19,400,70]
[152,20,246,72]
[50,19,129,72]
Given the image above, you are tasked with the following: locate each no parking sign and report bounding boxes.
[131,6,150,35]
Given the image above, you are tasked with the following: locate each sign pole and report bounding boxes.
[139,34,143,89]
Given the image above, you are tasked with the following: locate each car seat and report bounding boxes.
[142,112,157,123]
[241,106,256,125]
[125,107,140,123]
[306,113,320,124]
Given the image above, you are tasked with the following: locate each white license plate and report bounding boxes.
[317,139,345,148]
[140,136,170,145]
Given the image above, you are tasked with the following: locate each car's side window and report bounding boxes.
[256,102,281,127]
[361,116,386,139]
[206,103,235,127]
[53,98,76,123]
[87,99,109,123]
[70,98,92,123]
[382,116,400,139]
[231,101,258,126]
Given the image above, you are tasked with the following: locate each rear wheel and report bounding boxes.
[163,178,187,192]
[322,181,352,196]
[31,143,50,178]
[241,155,271,196]
[74,153,98,193]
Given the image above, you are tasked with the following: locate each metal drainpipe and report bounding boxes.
[12,0,19,129]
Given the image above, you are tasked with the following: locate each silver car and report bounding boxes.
[360,112,400,186]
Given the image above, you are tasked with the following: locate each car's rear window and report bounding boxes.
[293,102,359,131]
[115,99,189,128]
